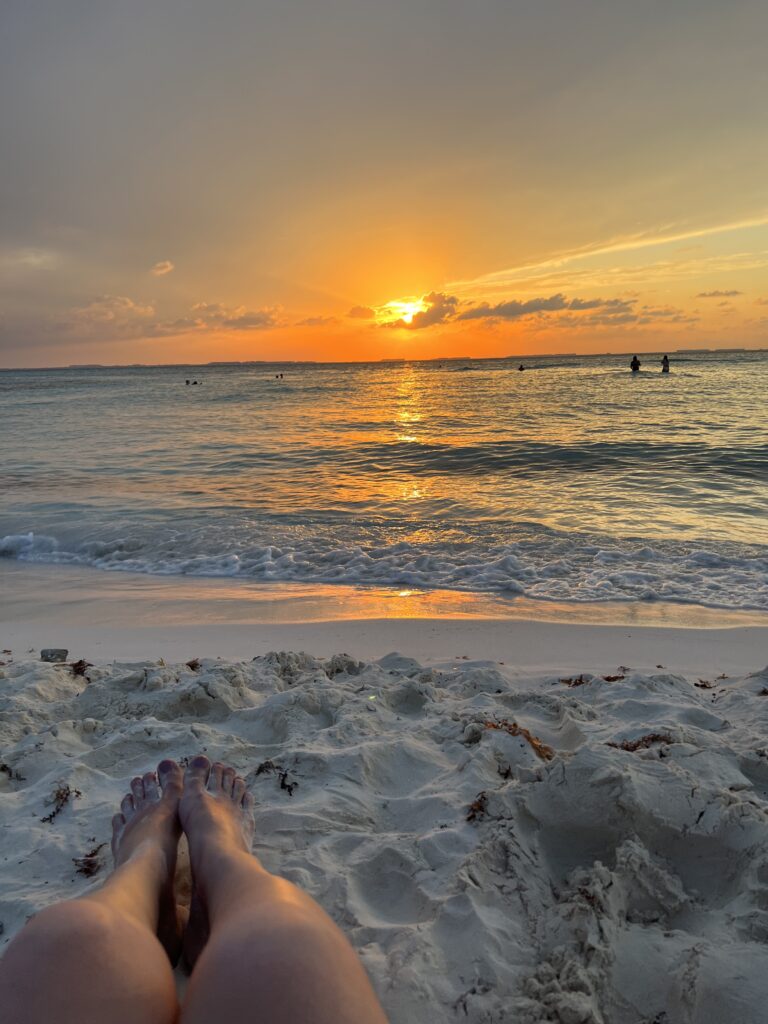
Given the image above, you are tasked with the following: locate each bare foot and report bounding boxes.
[179,755,255,969]
[110,759,183,960]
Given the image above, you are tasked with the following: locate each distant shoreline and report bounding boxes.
[2,347,766,373]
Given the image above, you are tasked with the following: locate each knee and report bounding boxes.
[18,899,117,957]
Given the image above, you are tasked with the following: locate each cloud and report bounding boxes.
[452,251,768,298]
[347,305,376,319]
[457,294,636,322]
[375,289,697,332]
[696,289,742,297]
[71,295,155,333]
[190,301,281,330]
[449,214,768,295]
[0,247,58,271]
[400,291,458,329]
[459,294,566,321]
[756,297,768,305]
[296,315,338,327]
[150,260,174,276]
[64,296,281,339]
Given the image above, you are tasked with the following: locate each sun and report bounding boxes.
[378,298,428,325]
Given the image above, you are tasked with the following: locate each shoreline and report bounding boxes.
[2,562,767,673]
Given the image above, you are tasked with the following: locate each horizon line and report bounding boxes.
[1,345,766,372]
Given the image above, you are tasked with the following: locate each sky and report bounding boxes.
[1,0,767,367]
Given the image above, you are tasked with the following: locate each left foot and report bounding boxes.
[111,759,184,960]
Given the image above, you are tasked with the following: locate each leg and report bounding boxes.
[0,761,183,1024]
[179,757,388,1024]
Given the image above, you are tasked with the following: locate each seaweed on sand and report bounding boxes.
[73,842,107,877]
[254,759,298,796]
[466,791,488,822]
[484,719,555,761]
[607,733,674,752]
[41,783,82,823]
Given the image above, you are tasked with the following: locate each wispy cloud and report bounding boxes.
[449,214,768,295]
[347,305,376,319]
[0,247,58,271]
[150,260,175,276]
[697,289,742,298]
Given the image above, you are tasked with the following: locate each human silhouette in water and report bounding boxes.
[661,354,670,373]
[630,355,641,372]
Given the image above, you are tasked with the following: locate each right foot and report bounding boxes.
[179,755,255,968]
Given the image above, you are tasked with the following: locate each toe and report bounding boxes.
[242,791,255,811]
[233,776,246,803]
[130,776,145,802]
[121,793,135,817]
[184,755,211,792]
[209,762,224,793]
[158,759,183,797]
[143,771,160,800]
[111,812,125,857]
[222,766,236,797]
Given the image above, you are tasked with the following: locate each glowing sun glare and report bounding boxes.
[380,298,428,325]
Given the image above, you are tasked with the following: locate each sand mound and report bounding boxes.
[2,651,768,1023]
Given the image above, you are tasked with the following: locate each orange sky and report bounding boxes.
[2,1,767,366]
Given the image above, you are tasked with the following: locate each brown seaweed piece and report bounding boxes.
[73,842,107,877]
[484,719,555,761]
[254,759,297,796]
[466,791,488,822]
[607,733,674,752]
[41,783,82,823]
[559,675,590,687]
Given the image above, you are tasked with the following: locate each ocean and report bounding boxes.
[1,351,766,610]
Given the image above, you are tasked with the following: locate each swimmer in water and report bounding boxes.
[661,354,670,373]
[630,355,641,372]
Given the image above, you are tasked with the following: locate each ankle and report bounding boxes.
[191,842,266,911]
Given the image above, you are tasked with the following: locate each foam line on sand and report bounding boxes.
[2,649,768,1023]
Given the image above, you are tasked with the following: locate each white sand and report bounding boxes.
[2,565,768,1022]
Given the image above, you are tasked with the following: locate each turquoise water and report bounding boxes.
[1,352,766,609]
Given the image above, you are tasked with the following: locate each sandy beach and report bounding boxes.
[2,565,768,1022]
[4,3,768,1018]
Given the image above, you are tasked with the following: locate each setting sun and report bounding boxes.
[378,299,429,326]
